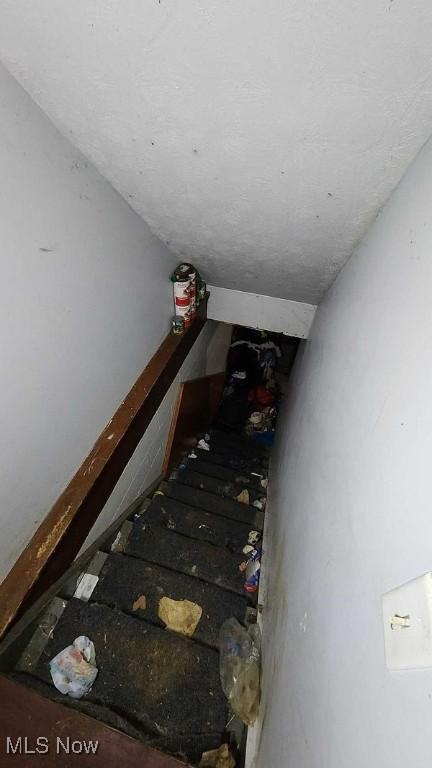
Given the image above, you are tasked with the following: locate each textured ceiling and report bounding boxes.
[2,1,432,302]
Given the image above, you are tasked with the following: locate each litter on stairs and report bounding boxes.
[235,489,250,504]
[214,326,282,444]
[49,635,98,699]
[219,618,261,727]
[158,596,203,637]
[199,743,236,768]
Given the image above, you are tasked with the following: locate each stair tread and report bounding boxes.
[144,494,257,553]
[161,481,264,529]
[207,429,271,457]
[11,672,223,763]
[185,457,267,489]
[23,599,227,746]
[125,519,246,594]
[170,467,266,505]
[91,552,247,648]
[192,447,268,473]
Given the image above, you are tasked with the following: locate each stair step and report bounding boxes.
[170,468,266,506]
[192,447,268,474]
[20,599,227,759]
[10,672,223,764]
[125,519,246,594]
[160,481,264,530]
[90,552,247,649]
[208,428,271,458]
[144,494,257,553]
[185,457,267,489]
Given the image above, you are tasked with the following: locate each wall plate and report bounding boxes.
[383,572,432,671]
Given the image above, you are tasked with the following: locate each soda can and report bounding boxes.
[171,263,196,326]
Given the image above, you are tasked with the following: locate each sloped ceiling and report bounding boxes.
[1,1,432,302]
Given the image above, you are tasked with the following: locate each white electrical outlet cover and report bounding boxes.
[382,572,432,671]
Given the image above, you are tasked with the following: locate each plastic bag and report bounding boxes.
[219,619,261,726]
[49,635,98,699]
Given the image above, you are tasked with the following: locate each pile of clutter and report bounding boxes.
[215,327,281,442]
[171,262,207,333]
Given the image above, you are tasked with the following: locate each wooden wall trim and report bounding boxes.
[162,372,225,474]
[0,302,207,641]
[0,675,190,767]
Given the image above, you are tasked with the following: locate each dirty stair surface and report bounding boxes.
[12,429,269,766]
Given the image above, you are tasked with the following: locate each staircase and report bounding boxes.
[7,428,269,766]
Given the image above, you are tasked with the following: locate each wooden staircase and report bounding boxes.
[0,428,269,767]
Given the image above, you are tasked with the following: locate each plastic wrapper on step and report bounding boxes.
[219,618,261,726]
[49,636,98,699]
[248,530,261,546]
[244,548,261,593]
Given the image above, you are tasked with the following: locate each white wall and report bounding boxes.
[257,134,432,768]
[80,320,230,551]
[208,286,316,338]
[0,63,178,583]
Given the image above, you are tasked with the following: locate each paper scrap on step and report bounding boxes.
[199,744,236,768]
[158,597,202,637]
[73,573,99,602]
[236,489,250,504]
[132,595,147,612]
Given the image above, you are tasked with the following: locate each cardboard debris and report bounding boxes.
[132,595,147,612]
[199,743,236,768]
[158,597,202,637]
[236,489,250,505]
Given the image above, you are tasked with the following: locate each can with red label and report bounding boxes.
[171,263,197,326]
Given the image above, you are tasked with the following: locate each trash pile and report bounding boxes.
[215,327,281,442]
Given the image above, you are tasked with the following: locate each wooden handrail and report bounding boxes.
[0,301,207,640]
